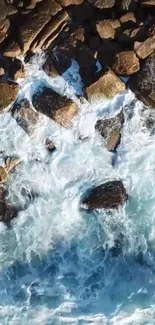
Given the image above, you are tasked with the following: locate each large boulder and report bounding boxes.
[129,51,155,108]
[0,82,19,111]
[81,180,128,210]
[111,51,140,76]
[32,87,78,127]
[134,34,155,59]
[95,111,124,151]
[96,20,116,40]
[85,68,125,102]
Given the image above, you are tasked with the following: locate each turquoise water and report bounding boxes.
[0,54,155,324]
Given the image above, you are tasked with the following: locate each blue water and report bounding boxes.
[0,54,155,324]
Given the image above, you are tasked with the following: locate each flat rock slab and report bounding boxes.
[85,68,125,102]
[32,87,78,128]
[129,51,155,108]
[81,180,128,210]
[95,111,124,151]
[0,82,19,110]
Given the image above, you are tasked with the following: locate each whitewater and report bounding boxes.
[0,52,155,324]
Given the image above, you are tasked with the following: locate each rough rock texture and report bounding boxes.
[134,35,155,59]
[96,20,116,40]
[81,180,128,210]
[112,51,140,75]
[87,0,115,9]
[12,98,40,136]
[140,0,155,6]
[95,111,124,151]
[120,12,137,29]
[0,82,19,110]
[32,87,78,128]
[85,69,125,102]
[43,51,71,77]
[129,51,155,108]
[58,0,84,6]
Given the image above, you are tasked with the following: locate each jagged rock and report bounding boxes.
[43,51,71,77]
[31,11,69,52]
[0,82,19,110]
[3,0,62,56]
[112,51,140,75]
[58,0,84,6]
[129,51,155,108]
[58,27,85,58]
[3,41,22,57]
[0,19,10,43]
[95,111,124,151]
[118,26,151,46]
[12,98,40,136]
[96,20,116,40]
[134,34,155,59]
[81,180,128,210]
[87,0,115,9]
[0,186,18,224]
[32,87,78,128]
[85,68,125,102]
[120,12,137,29]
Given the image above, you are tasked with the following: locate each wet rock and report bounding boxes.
[85,68,125,102]
[57,26,85,59]
[81,180,128,210]
[120,12,137,29]
[43,57,59,78]
[118,26,150,46]
[0,186,18,224]
[0,81,19,111]
[12,98,40,136]
[111,51,140,76]
[45,138,56,153]
[87,0,115,9]
[95,111,124,151]
[129,51,155,108]
[134,34,155,59]
[32,87,78,128]
[77,44,96,68]
[3,41,22,58]
[9,58,25,80]
[43,51,71,77]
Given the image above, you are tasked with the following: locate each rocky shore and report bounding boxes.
[0,0,155,222]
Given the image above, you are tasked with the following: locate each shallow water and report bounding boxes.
[0,53,155,324]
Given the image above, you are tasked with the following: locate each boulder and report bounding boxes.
[95,111,124,151]
[0,82,19,111]
[32,87,78,128]
[43,51,71,77]
[120,12,137,29]
[3,41,22,57]
[12,98,40,136]
[118,26,150,46]
[129,51,155,108]
[9,58,25,80]
[81,180,128,210]
[58,0,84,5]
[99,40,122,66]
[0,18,10,43]
[0,186,18,224]
[96,20,116,40]
[85,68,125,102]
[134,34,155,59]
[111,51,140,75]
[87,0,115,9]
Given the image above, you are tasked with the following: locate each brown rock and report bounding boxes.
[121,0,138,10]
[0,67,4,76]
[112,51,140,76]
[12,99,40,135]
[96,20,115,40]
[57,27,85,58]
[85,68,125,102]
[120,12,137,29]
[5,0,62,56]
[3,41,22,57]
[32,87,78,128]
[0,82,19,111]
[81,180,128,210]
[140,0,155,6]
[0,18,10,43]
[134,34,155,59]
[0,186,18,224]
[118,26,151,46]
[58,0,83,5]
[10,58,25,80]
[31,11,69,52]
[95,111,124,151]
[129,51,155,108]
[43,51,71,76]
[87,0,115,9]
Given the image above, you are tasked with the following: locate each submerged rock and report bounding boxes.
[95,111,124,151]
[81,180,128,210]
[32,87,78,128]
[45,138,56,153]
